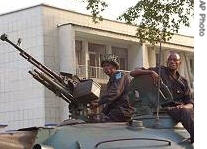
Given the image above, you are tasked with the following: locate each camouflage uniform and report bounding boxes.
[98,71,134,122]
[150,66,194,142]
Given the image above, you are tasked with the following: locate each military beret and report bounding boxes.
[101,54,119,69]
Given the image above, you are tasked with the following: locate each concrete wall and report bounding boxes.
[42,13,77,123]
[42,6,69,123]
[128,44,143,70]
[0,7,45,130]
[58,25,76,74]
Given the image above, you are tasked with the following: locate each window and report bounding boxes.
[88,43,106,67]
[112,47,128,70]
[119,58,126,70]
[75,40,83,65]
[190,58,194,75]
[88,43,106,53]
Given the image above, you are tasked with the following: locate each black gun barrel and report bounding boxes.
[1,33,77,103]
[29,70,73,103]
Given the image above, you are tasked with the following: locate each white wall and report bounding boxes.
[128,44,140,70]
[42,8,77,123]
[128,44,149,70]
[0,7,45,130]
[148,47,156,67]
[58,25,76,74]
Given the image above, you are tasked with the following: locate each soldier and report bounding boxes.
[130,51,194,143]
[91,54,134,122]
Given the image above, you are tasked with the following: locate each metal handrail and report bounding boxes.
[94,137,171,148]
[76,65,130,80]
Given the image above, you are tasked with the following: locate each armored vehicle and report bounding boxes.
[0,34,193,149]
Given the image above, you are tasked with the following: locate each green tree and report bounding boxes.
[82,0,194,116]
[82,0,108,23]
[82,0,193,45]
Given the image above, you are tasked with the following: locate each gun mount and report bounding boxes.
[0,33,101,121]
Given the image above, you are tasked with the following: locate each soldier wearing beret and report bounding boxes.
[91,54,134,122]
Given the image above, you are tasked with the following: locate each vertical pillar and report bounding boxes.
[179,54,186,77]
[58,25,76,74]
[58,25,76,121]
[106,45,112,54]
[82,40,89,78]
[139,43,149,68]
[180,53,192,88]
[163,50,169,66]
[128,44,140,70]
[128,43,149,70]
[60,100,69,121]
[148,47,156,67]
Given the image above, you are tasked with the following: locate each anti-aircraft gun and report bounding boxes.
[0,33,101,121]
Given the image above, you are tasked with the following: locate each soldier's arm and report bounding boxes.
[130,67,160,85]
[130,67,154,77]
[98,74,127,105]
[182,79,194,108]
[176,103,193,109]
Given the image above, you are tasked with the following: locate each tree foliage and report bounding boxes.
[82,0,194,45]
[81,0,108,23]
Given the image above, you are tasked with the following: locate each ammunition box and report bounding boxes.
[73,79,101,103]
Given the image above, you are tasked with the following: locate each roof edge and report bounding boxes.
[58,22,193,49]
[0,3,193,39]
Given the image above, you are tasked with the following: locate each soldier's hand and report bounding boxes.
[166,104,190,111]
[151,71,159,85]
[177,103,193,109]
[176,104,184,109]
[165,104,182,110]
[90,101,99,109]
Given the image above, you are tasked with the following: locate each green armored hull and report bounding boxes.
[0,118,193,149]
[0,76,193,149]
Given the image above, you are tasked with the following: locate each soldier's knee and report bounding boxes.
[179,108,194,121]
[180,107,193,115]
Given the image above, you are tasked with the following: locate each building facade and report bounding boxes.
[0,4,194,130]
